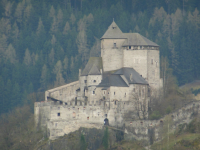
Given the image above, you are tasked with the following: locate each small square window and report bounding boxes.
[57,113,60,116]
[151,59,153,64]
[114,43,116,47]
[93,91,95,94]
[94,80,96,83]
[84,80,87,83]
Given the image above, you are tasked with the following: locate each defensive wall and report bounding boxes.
[45,81,79,102]
[35,99,200,142]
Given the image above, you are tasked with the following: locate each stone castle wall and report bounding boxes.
[147,49,161,89]
[123,48,148,79]
[101,39,125,72]
[35,99,200,142]
[45,81,80,102]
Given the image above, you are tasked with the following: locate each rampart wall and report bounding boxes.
[35,99,200,142]
[45,81,79,102]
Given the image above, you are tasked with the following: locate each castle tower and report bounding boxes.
[122,33,162,89]
[101,21,162,90]
[101,21,126,72]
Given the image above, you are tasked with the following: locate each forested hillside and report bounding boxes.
[0,0,200,114]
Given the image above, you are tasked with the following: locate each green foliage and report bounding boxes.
[149,111,161,120]
[80,134,87,150]
[191,88,200,96]
[102,127,109,149]
[166,106,172,114]
[0,105,43,150]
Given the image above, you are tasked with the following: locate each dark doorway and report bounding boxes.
[104,118,109,125]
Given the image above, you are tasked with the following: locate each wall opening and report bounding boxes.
[114,92,115,95]
[84,80,87,83]
[104,118,109,125]
[57,113,60,116]
[129,46,131,49]
[93,80,96,83]
[93,91,95,94]
[151,59,153,64]
[87,117,89,120]
[73,112,76,118]
[114,43,116,48]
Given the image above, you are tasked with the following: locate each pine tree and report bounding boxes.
[23,48,31,66]
[4,44,17,64]
[36,18,44,36]
[40,64,48,90]
[53,60,65,87]
[4,2,13,18]
[57,9,63,28]
[79,134,87,150]
[63,21,70,35]
[48,5,55,18]
[102,127,109,149]
[0,34,7,57]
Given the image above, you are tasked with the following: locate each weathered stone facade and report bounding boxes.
[35,21,168,141]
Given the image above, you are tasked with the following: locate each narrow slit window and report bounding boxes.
[151,59,153,64]
[93,91,95,94]
[129,46,131,49]
[114,43,116,47]
[93,80,96,83]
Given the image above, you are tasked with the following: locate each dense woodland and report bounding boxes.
[0,0,200,114]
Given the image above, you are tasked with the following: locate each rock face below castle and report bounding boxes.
[35,21,164,140]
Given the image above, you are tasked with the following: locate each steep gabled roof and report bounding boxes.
[88,65,101,75]
[101,21,125,39]
[81,57,103,76]
[122,33,159,47]
[97,74,128,87]
[113,67,148,85]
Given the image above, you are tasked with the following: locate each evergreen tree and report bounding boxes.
[102,127,109,149]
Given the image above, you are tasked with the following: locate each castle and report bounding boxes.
[34,21,164,140]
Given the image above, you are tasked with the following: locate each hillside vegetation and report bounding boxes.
[0,0,200,114]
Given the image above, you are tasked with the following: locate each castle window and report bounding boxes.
[129,46,131,49]
[125,93,126,97]
[87,117,89,120]
[57,113,60,116]
[84,80,87,83]
[151,59,153,64]
[73,112,76,118]
[93,91,95,94]
[140,46,142,49]
[93,80,96,83]
[114,43,116,47]
[114,92,115,95]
